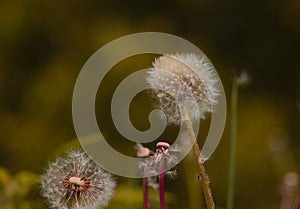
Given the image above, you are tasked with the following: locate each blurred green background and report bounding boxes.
[0,0,299,208]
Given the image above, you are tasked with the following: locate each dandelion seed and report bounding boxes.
[40,149,116,209]
[147,53,219,125]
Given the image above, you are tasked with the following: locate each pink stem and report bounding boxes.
[295,196,300,209]
[143,177,150,209]
[159,162,166,209]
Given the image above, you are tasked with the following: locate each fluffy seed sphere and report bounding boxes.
[147,53,219,125]
[40,149,116,209]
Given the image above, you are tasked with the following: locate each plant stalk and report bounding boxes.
[159,161,166,209]
[182,106,215,209]
[143,177,150,209]
[184,159,204,209]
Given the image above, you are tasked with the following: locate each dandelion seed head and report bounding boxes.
[147,53,219,125]
[138,142,179,179]
[236,70,250,86]
[40,149,116,209]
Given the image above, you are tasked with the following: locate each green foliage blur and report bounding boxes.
[0,0,299,208]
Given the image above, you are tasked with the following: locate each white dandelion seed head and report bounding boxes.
[236,70,250,86]
[138,142,179,179]
[40,149,116,209]
[147,53,219,125]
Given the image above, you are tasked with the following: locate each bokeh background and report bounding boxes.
[0,0,299,208]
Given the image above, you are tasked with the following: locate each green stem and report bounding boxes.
[227,79,239,209]
[182,106,215,209]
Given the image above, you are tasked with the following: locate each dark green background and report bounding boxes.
[0,0,299,208]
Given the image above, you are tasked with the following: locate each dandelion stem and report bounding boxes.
[143,177,150,209]
[184,159,203,209]
[182,106,215,209]
[227,78,239,209]
[159,161,166,209]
